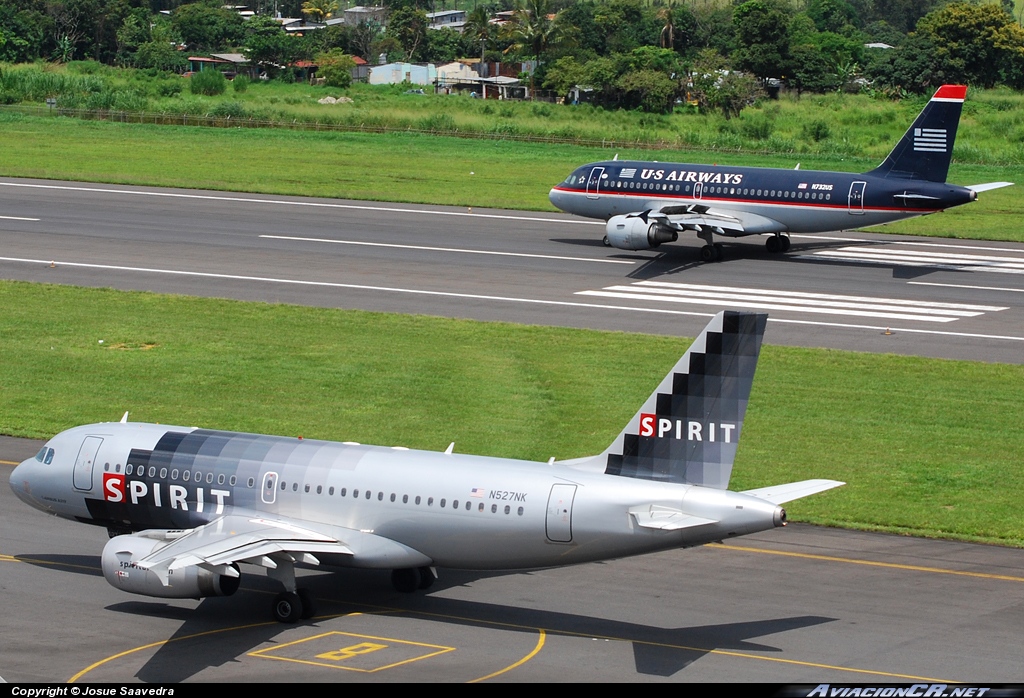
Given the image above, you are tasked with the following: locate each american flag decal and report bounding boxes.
[914,128,947,152]
[797,182,807,189]
[619,168,636,178]
[470,488,485,498]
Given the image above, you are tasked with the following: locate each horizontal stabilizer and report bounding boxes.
[741,479,845,505]
[966,182,1014,193]
[629,504,718,531]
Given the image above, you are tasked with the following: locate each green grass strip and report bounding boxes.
[2,280,1021,546]
[0,112,1019,241]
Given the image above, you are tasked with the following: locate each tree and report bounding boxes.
[172,2,244,52]
[315,48,354,87]
[243,14,304,71]
[0,2,48,63]
[385,6,428,62]
[732,0,791,81]
[916,2,1024,89]
[301,0,337,23]
[501,0,571,61]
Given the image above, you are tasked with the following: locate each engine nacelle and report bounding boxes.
[606,215,678,251]
[102,533,240,599]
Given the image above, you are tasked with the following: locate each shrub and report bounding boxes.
[190,69,226,96]
[232,75,249,93]
[802,120,831,142]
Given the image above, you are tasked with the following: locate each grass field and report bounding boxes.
[0,111,1019,241]
[2,281,1023,546]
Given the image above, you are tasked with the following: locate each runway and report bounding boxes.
[2,179,1023,682]
[0,178,1022,363]
[3,436,1023,683]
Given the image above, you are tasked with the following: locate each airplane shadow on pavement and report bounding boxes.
[88,568,837,681]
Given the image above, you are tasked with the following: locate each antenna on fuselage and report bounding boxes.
[613,153,619,161]
[445,442,455,454]
[120,411,129,423]
[794,163,801,170]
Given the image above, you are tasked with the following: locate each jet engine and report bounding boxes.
[101,534,240,599]
[606,215,678,251]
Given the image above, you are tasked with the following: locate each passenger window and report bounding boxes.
[403,494,409,504]
[453,500,459,509]
[249,478,255,488]
[183,470,190,482]
[292,482,298,491]
[218,474,225,485]
[329,486,334,495]
[491,504,497,513]
[428,497,433,506]
[505,505,510,515]
[518,507,524,516]
[159,468,167,479]
[353,489,359,497]
[341,488,347,496]
[377,492,383,501]
[478,503,484,512]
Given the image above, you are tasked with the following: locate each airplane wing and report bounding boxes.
[638,204,787,237]
[740,479,845,505]
[129,512,429,584]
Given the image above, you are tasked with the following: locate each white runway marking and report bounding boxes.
[0,181,602,226]
[259,234,634,264]
[576,281,1007,323]
[800,246,1024,274]
[1,256,1021,342]
[908,281,1024,293]
[0,215,40,221]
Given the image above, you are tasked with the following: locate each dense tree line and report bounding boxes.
[0,0,1022,114]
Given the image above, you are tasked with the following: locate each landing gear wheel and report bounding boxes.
[391,568,421,593]
[713,243,724,260]
[700,244,716,262]
[766,236,780,254]
[297,588,317,619]
[602,235,611,247]
[779,235,791,252]
[417,567,436,590]
[273,591,302,623]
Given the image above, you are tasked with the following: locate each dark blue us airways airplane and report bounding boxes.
[11,312,842,623]
[548,85,1012,261]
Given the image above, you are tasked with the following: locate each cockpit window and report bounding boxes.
[44,448,54,464]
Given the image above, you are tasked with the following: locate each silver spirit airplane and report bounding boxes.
[549,85,1011,261]
[11,311,842,623]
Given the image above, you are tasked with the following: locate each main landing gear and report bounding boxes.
[766,234,791,254]
[391,566,437,593]
[700,243,724,262]
[697,229,724,262]
[267,554,318,623]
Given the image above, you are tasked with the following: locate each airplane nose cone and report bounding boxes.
[9,459,35,506]
[549,187,565,211]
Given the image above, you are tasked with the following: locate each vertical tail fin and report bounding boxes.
[602,311,767,489]
[864,85,966,184]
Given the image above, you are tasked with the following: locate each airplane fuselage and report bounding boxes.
[548,161,976,235]
[11,422,782,572]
